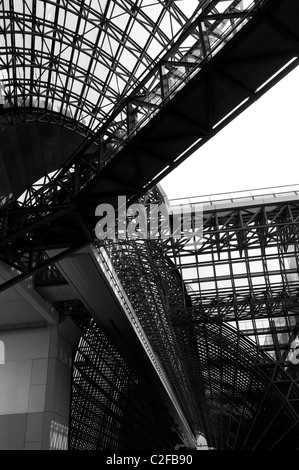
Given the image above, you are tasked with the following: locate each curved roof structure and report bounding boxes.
[103,235,299,450]
[0,0,203,202]
[94,185,299,449]
[0,0,202,133]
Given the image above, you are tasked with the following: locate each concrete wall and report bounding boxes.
[0,323,76,450]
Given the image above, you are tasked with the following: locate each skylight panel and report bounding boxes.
[141,2,163,23]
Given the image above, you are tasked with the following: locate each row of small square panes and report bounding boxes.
[229,316,295,331]
[178,251,299,285]
[175,245,294,265]
[226,318,295,349]
[181,262,292,278]
[183,276,287,292]
[169,185,299,207]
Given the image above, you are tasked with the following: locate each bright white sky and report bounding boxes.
[161,65,299,200]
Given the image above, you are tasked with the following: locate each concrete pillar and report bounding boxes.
[0,318,80,450]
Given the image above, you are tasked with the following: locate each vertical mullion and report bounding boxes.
[45,0,61,112]
[30,0,37,108]
[9,0,17,104]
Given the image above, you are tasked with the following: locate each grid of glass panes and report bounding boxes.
[169,219,299,363]
[0,0,203,130]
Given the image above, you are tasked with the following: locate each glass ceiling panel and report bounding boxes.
[0,0,204,134]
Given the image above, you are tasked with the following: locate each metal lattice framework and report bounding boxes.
[96,187,299,449]
[0,0,299,450]
[0,0,298,289]
[2,0,292,294]
[0,0,205,132]
[68,307,179,450]
[0,0,265,205]
[100,237,299,449]
[165,196,299,360]
[103,239,203,427]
